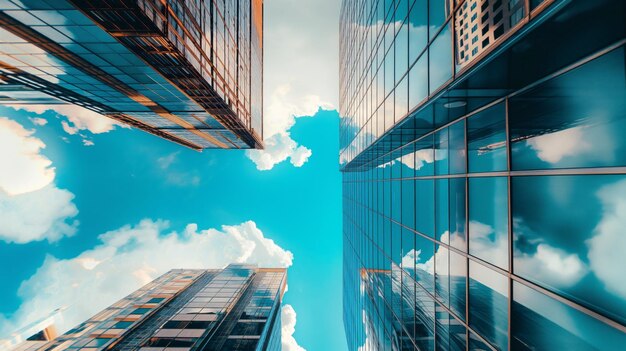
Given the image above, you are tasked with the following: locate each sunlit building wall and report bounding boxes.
[14,265,285,351]
[0,0,263,150]
[339,0,626,350]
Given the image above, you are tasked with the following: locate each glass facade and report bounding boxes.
[0,0,263,150]
[340,0,626,350]
[13,265,286,351]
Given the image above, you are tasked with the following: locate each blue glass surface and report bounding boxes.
[469,261,508,351]
[512,281,626,350]
[467,103,507,173]
[512,174,626,325]
[469,177,509,269]
[510,47,626,171]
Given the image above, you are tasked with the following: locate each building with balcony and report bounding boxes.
[0,0,264,150]
[339,0,626,349]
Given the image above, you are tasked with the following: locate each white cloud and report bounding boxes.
[526,126,592,163]
[0,117,78,244]
[0,118,55,196]
[588,178,626,298]
[0,220,293,336]
[246,133,312,170]
[516,244,587,287]
[281,304,306,351]
[246,1,339,170]
[82,139,94,147]
[0,186,78,244]
[290,145,313,168]
[10,104,121,135]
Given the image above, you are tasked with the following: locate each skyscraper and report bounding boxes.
[339,0,626,350]
[8,265,286,351]
[0,0,263,150]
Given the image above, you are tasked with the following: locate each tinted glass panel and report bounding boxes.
[509,46,626,171]
[469,177,509,269]
[467,103,507,173]
[449,250,467,322]
[408,0,428,64]
[415,179,434,236]
[469,261,508,351]
[512,281,626,350]
[429,24,453,93]
[409,52,429,110]
[512,175,626,325]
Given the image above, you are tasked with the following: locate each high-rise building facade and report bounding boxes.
[339,0,626,350]
[10,265,285,351]
[0,0,263,150]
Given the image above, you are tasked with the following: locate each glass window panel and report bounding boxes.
[415,179,434,236]
[467,103,507,173]
[449,250,467,322]
[434,245,450,306]
[408,52,428,110]
[469,261,508,351]
[435,178,450,243]
[435,309,466,351]
[449,119,466,174]
[434,127,449,175]
[512,174,626,325]
[414,234,435,294]
[402,178,415,230]
[509,46,626,171]
[395,75,409,121]
[401,227,416,278]
[469,177,509,269]
[414,279,436,351]
[429,24,452,93]
[413,135,435,176]
[449,178,467,252]
[395,20,409,84]
[408,0,428,64]
[512,281,626,350]
[429,0,450,40]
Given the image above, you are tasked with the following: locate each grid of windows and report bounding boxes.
[0,0,262,149]
[340,1,626,349]
[16,266,285,351]
[37,270,202,351]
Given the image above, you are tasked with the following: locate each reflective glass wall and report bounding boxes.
[341,1,626,350]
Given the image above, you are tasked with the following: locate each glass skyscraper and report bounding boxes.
[7,265,285,351]
[0,0,263,150]
[340,0,626,350]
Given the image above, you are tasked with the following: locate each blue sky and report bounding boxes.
[0,105,346,350]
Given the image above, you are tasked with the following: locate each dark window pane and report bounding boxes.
[467,103,507,173]
[469,261,508,351]
[512,174,626,325]
[469,177,509,269]
[449,178,467,252]
[509,46,626,171]
[512,281,626,350]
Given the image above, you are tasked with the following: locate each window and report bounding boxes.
[469,261,508,350]
[469,177,509,269]
[467,102,507,172]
